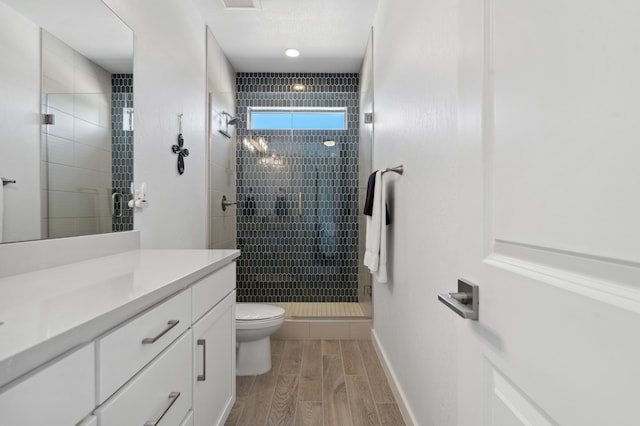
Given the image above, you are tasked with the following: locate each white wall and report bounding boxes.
[371,0,459,424]
[103,0,209,249]
[206,28,236,250]
[0,2,41,243]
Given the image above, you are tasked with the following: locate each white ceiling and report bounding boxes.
[4,0,377,74]
[2,0,133,74]
[193,0,379,73]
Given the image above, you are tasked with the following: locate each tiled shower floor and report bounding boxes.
[275,302,366,318]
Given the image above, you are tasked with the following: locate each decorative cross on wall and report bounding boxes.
[171,114,189,175]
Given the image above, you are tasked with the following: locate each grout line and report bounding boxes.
[262,344,283,426]
[232,376,253,426]
[339,340,355,426]
[352,339,383,425]
[321,341,325,426]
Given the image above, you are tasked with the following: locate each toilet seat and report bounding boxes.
[236,303,285,321]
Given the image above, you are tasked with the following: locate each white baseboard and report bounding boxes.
[371,329,416,426]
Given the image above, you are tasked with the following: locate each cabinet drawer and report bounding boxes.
[96,289,190,403]
[192,262,236,322]
[0,344,94,426]
[96,331,193,426]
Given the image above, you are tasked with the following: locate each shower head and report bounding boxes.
[222,111,239,126]
[219,111,238,139]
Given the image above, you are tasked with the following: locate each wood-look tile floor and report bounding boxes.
[225,339,406,426]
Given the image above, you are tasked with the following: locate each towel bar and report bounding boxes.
[382,165,403,175]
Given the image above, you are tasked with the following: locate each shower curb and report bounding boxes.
[272,318,372,340]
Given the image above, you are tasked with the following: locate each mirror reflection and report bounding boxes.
[0,0,133,243]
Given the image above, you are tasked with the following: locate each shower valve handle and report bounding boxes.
[221,195,238,211]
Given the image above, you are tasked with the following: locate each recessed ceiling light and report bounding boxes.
[323,140,336,147]
[285,48,300,58]
[292,84,306,91]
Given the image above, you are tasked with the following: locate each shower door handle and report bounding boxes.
[298,191,302,217]
[111,192,123,218]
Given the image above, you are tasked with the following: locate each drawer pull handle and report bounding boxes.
[197,339,206,381]
[142,320,180,344]
[144,391,180,426]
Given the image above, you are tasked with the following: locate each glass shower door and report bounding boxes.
[235,77,364,318]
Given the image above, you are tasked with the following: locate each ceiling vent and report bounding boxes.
[221,0,261,9]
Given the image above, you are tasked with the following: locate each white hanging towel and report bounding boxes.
[376,175,388,283]
[363,171,388,283]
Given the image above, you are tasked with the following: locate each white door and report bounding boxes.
[456,0,640,425]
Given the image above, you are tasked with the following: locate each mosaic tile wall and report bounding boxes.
[235,73,360,302]
[111,74,134,232]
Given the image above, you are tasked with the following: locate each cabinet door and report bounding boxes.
[192,290,236,426]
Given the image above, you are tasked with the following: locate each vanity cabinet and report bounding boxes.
[193,290,236,426]
[0,250,239,426]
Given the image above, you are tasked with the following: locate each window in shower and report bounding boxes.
[248,107,347,130]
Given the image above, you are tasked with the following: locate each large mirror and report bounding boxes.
[0,0,133,243]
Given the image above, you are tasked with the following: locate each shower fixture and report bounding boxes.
[225,113,239,126]
[219,111,239,139]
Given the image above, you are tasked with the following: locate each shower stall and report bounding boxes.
[228,73,371,319]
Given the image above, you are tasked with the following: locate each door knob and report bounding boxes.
[438,279,479,320]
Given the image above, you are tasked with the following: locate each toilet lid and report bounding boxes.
[236,303,285,321]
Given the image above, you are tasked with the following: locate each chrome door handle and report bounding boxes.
[144,391,180,426]
[141,320,180,344]
[197,339,206,381]
[298,191,302,217]
[438,279,479,320]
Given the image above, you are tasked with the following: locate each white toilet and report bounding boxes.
[235,303,285,376]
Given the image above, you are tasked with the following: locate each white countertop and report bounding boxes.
[0,249,240,389]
